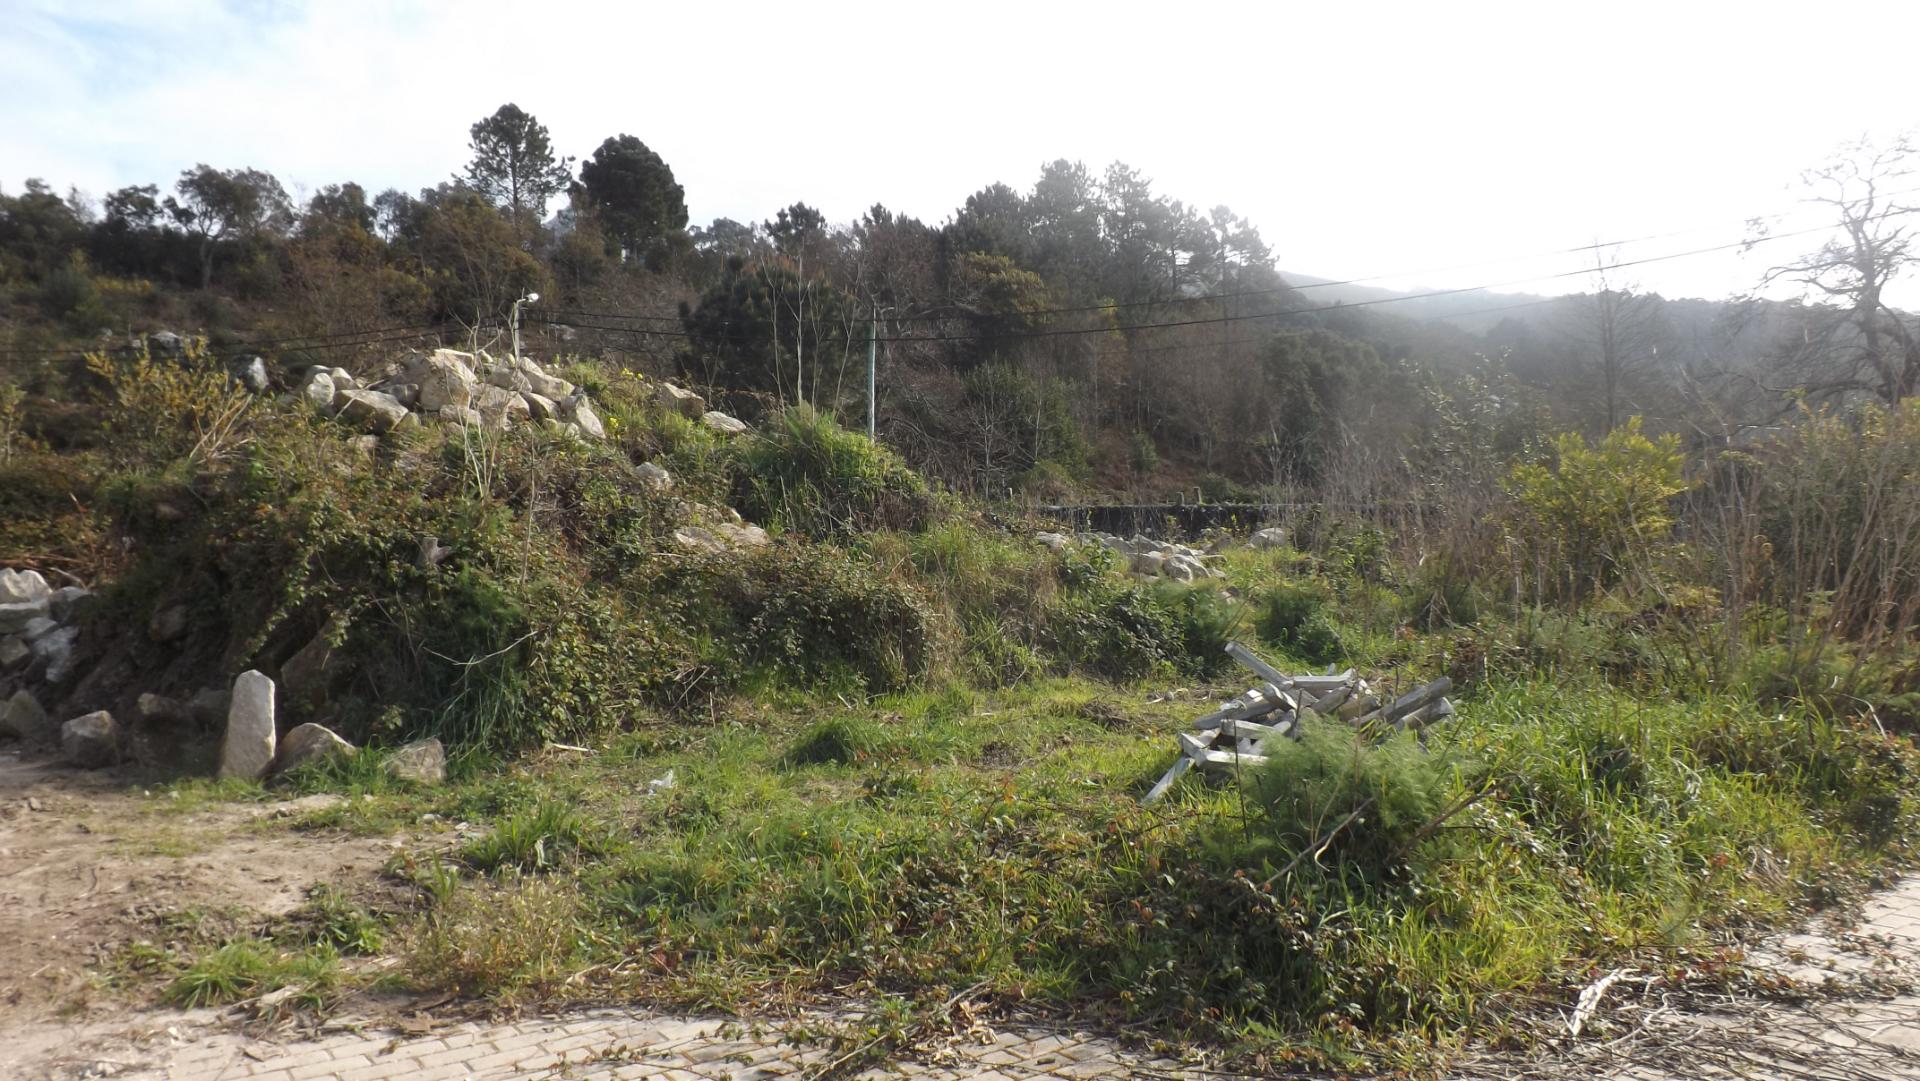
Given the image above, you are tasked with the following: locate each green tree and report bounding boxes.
[0,179,88,281]
[163,164,293,287]
[393,185,548,322]
[766,203,831,263]
[679,255,858,403]
[578,134,687,259]
[302,182,376,237]
[463,103,573,229]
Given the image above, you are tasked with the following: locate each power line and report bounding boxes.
[9,197,1905,366]
[544,188,1920,330]
[0,323,469,367]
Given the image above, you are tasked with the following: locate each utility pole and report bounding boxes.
[867,305,878,440]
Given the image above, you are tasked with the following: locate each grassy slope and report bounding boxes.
[8,352,1912,1069]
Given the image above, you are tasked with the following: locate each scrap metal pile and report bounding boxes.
[1143,642,1455,803]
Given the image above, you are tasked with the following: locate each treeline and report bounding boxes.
[2,107,1913,499]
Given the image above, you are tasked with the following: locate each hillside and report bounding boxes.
[3,106,1920,1075]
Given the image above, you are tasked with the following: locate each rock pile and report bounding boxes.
[295,349,609,440]
[1034,531,1223,582]
[653,378,752,435]
[1,567,88,686]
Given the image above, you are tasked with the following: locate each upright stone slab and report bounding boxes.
[220,670,277,780]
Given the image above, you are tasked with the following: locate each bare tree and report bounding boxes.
[1563,248,1668,433]
[1754,134,1920,405]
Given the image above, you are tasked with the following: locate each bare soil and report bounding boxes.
[0,747,404,1032]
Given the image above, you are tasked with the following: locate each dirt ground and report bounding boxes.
[0,747,404,1033]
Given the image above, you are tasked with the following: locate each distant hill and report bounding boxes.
[1280,272,1554,332]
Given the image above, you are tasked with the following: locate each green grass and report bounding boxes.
[313,674,1912,1061]
[135,885,387,1009]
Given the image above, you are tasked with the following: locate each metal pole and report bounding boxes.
[510,298,523,361]
[866,306,877,440]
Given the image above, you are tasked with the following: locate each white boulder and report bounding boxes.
[219,670,277,781]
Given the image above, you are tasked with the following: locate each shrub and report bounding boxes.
[1404,555,1482,630]
[1248,724,1452,881]
[676,540,933,694]
[1199,472,1258,503]
[1050,585,1183,680]
[732,404,936,537]
[1505,417,1688,600]
[1150,582,1243,677]
[1256,584,1343,665]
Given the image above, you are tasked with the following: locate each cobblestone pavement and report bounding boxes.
[15,879,1920,1081]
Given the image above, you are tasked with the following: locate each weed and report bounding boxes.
[461,803,608,874]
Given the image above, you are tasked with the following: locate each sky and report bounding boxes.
[5,0,1920,305]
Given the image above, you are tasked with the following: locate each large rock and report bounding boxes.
[147,330,185,358]
[229,356,270,394]
[0,568,51,605]
[49,586,91,622]
[636,462,673,493]
[385,738,446,785]
[408,350,479,411]
[219,670,277,780]
[299,370,337,411]
[31,626,79,683]
[0,635,28,670]
[1131,551,1168,577]
[475,384,529,428]
[673,522,771,555]
[1250,527,1287,550]
[701,410,749,435]
[1,690,50,740]
[273,723,356,774]
[1034,531,1070,552]
[566,396,605,440]
[520,391,557,421]
[149,603,189,642]
[437,404,483,428]
[136,692,194,725]
[0,601,47,634]
[657,382,706,418]
[335,390,409,434]
[189,687,231,726]
[482,362,532,394]
[517,360,573,401]
[61,711,117,768]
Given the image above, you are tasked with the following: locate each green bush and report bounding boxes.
[1050,586,1183,680]
[1249,724,1452,881]
[1151,582,1242,677]
[732,404,936,537]
[1199,472,1258,503]
[677,540,932,694]
[1404,555,1482,630]
[1256,584,1343,664]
